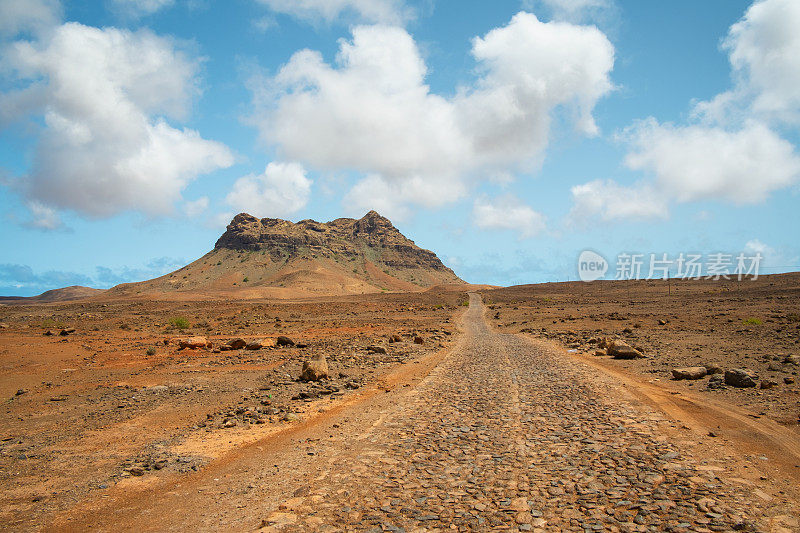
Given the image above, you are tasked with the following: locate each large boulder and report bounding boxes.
[607,340,643,359]
[300,355,329,381]
[672,367,707,380]
[178,336,210,350]
[245,340,263,350]
[724,368,757,388]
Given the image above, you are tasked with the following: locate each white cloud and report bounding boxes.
[24,200,64,230]
[225,162,311,218]
[110,0,175,17]
[254,0,413,25]
[1,22,234,218]
[585,0,800,225]
[253,13,614,216]
[0,0,61,37]
[568,179,668,224]
[183,196,209,218]
[624,119,800,204]
[472,195,546,239]
[695,0,800,125]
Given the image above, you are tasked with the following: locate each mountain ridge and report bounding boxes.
[106,210,464,299]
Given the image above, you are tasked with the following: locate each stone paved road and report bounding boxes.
[265,294,795,532]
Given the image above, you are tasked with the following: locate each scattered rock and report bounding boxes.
[594,349,606,357]
[300,356,329,382]
[0,323,8,329]
[784,376,794,384]
[707,374,726,390]
[784,355,799,366]
[388,334,402,343]
[759,379,777,389]
[178,336,211,350]
[125,466,145,476]
[658,319,668,325]
[226,338,247,350]
[607,340,643,359]
[59,328,76,336]
[704,363,723,375]
[44,330,55,336]
[724,368,757,388]
[276,336,295,347]
[413,336,424,344]
[246,340,263,350]
[672,367,707,380]
[367,345,387,354]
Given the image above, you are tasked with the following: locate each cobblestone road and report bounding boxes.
[265,294,794,532]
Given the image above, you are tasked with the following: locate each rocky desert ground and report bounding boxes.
[0,288,466,530]
[0,275,798,532]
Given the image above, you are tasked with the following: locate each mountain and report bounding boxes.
[108,211,464,299]
[0,286,105,304]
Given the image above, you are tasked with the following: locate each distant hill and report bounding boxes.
[107,211,464,299]
[0,286,105,304]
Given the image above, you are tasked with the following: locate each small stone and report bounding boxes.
[367,345,387,354]
[413,336,424,344]
[760,379,778,389]
[178,336,210,350]
[226,338,246,350]
[607,340,643,359]
[272,336,294,347]
[672,367,707,380]
[245,340,263,350]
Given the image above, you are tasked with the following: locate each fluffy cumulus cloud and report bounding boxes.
[254,0,413,25]
[696,0,800,125]
[472,196,546,239]
[568,179,667,224]
[0,0,61,37]
[624,119,800,204]
[225,162,312,218]
[570,0,800,224]
[254,13,614,217]
[0,21,233,220]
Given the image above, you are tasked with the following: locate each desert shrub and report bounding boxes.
[743,317,762,326]
[169,317,190,330]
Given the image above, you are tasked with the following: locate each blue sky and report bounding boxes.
[1,0,799,295]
